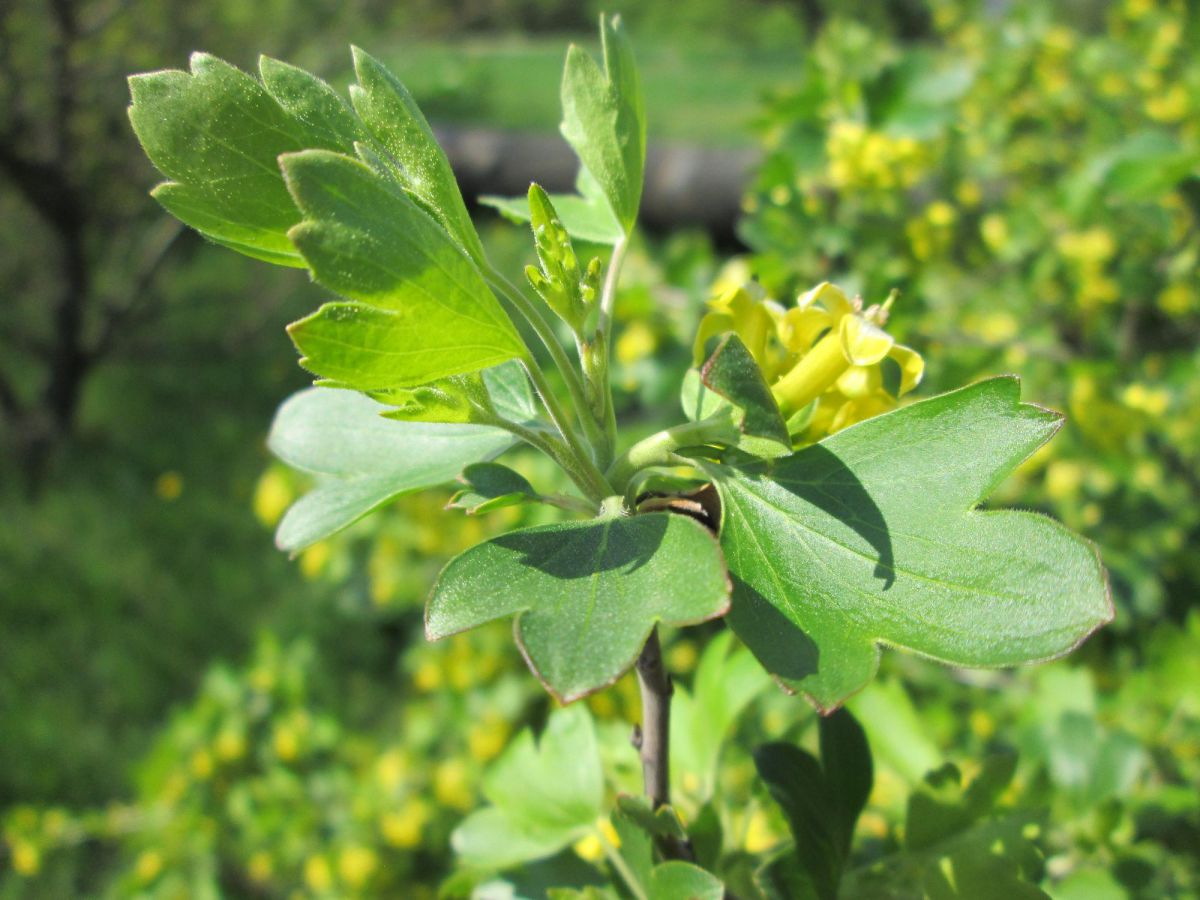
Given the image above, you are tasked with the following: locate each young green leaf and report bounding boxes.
[754,710,873,900]
[560,14,646,234]
[128,54,361,267]
[681,332,793,459]
[348,47,485,261]
[452,706,604,870]
[448,462,540,515]
[267,387,518,553]
[842,759,1049,899]
[280,150,526,389]
[648,862,724,900]
[427,513,731,702]
[705,377,1112,712]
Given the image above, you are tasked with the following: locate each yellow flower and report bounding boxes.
[772,283,924,425]
[154,471,184,501]
[247,851,273,883]
[10,838,40,876]
[253,468,293,526]
[693,283,785,370]
[304,855,333,893]
[694,282,924,444]
[337,846,378,889]
[380,798,431,848]
[134,850,164,884]
[433,759,473,810]
[743,809,778,853]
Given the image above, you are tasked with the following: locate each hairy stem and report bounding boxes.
[515,357,612,502]
[593,236,628,454]
[488,271,610,459]
[606,415,736,492]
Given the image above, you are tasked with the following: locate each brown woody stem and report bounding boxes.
[634,626,695,862]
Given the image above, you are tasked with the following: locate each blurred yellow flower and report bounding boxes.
[1057,228,1116,264]
[1157,282,1195,316]
[743,808,778,853]
[247,851,273,883]
[215,728,246,762]
[134,850,164,884]
[304,855,333,893]
[189,748,214,780]
[154,471,184,501]
[616,320,657,365]
[299,541,331,580]
[572,833,604,862]
[273,724,300,762]
[467,716,509,762]
[380,798,431,848]
[9,838,40,876]
[1122,382,1171,416]
[981,214,1010,253]
[375,748,408,791]
[253,467,293,526]
[433,759,473,810]
[337,846,378,889]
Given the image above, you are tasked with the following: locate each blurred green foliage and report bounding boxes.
[2,0,1198,896]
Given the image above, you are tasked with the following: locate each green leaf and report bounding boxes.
[129,54,362,267]
[481,167,624,245]
[847,679,941,786]
[427,513,731,701]
[448,462,540,515]
[841,760,1049,899]
[682,333,792,460]
[753,710,873,900]
[353,359,537,428]
[612,802,656,892]
[453,706,604,870]
[705,377,1112,711]
[348,47,484,261]
[560,14,646,233]
[648,862,724,900]
[671,631,770,800]
[267,387,517,552]
[614,795,687,841]
[280,150,526,389]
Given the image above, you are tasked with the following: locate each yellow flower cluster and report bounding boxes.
[694,282,924,443]
[826,120,928,192]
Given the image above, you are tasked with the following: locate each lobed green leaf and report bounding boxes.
[349,47,484,261]
[560,15,646,234]
[128,54,360,266]
[281,150,525,389]
[267,387,518,553]
[706,377,1112,711]
[453,706,603,870]
[427,513,731,702]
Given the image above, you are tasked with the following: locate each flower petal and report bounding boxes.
[888,343,925,394]
[781,307,834,353]
[797,281,855,318]
[840,315,895,366]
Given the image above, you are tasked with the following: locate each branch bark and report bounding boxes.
[634,626,695,862]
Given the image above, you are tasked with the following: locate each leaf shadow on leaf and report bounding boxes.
[490,515,667,578]
[773,445,895,589]
[729,574,819,681]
